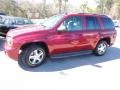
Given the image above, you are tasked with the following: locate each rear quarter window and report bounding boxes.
[101,17,114,30]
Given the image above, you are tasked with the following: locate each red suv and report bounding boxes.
[4,13,117,68]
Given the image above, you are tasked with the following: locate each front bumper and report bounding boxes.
[4,44,20,60]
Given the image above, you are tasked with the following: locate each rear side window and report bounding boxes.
[86,17,100,30]
[101,17,114,30]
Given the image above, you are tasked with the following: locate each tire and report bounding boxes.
[93,41,108,56]
[0,34,6,37]
[18,45,46,68]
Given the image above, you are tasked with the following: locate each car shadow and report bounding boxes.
[0,38,5,51]
[20,46,120,72]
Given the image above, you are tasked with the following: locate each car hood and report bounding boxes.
[7,25,50,37]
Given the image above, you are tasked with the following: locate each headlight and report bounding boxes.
[6,36,13,47]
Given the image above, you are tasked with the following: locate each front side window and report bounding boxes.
[86,17,100,30]
[63,16,82,31]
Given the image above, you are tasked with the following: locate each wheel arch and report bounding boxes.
[20,41,49,56]
[99,37,111,46]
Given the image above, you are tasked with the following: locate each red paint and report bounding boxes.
[4,13,117,60]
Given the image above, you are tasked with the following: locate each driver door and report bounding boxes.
[49,16,88,54]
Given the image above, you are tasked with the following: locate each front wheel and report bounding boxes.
[18,45,46,68]
[93,41,108,56]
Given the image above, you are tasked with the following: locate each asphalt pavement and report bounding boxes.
[0,28,120,90]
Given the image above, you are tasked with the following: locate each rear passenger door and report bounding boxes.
[84,16,101,49]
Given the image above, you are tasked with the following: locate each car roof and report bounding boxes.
[0,15,30,20]
[0,13,6,15]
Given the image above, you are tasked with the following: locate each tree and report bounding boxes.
[64,0,68,13]
[96,0,115,14]
[54,0,69,14]
[96,0,120,19]
[42,0,47,17]
[80,1,89,13]
[58,0,62,13]
[96,0,107,14]
[0,0,27,17]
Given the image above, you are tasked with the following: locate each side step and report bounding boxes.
[51,50,92,59]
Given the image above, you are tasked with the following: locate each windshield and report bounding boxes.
[16,18,33,25]
[0,16,4,24]
[42,15,63,28]
[0,16,33,25]
[0,18,10,25]
[0,16,2,23]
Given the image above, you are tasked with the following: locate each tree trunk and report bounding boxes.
[58,0,62,13]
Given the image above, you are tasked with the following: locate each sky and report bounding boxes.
[17,0,97,8]
[69,0,96,8]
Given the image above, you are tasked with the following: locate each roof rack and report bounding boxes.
[78,12,102,15]
[78,13,109,17]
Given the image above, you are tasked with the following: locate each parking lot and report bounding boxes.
[0,28,120,90]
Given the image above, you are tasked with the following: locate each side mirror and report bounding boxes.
[57,25,66,32]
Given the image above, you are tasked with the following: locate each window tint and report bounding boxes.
[86,17,100,30]
[101,17,114,30]
[64,16,82,31]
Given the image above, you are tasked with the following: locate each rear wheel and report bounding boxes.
[93,41,108,56]
[18,45,46,68]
